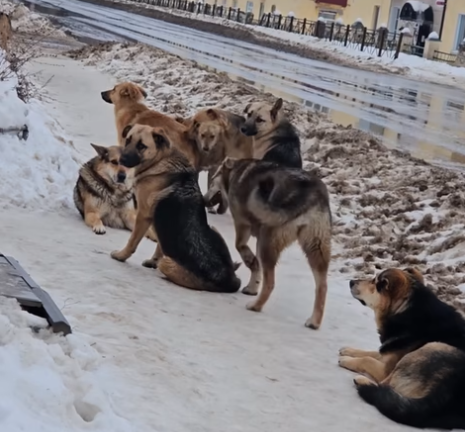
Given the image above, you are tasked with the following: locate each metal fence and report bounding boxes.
[433,50,457,64]
[131,0,404,60]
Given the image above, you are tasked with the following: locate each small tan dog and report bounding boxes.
[100,82,198,167]
[73,143,156,241]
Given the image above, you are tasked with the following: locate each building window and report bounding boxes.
[454,14,465,51]
[246,1,253,13]
[318,10,337,22]
[271,5,276,13]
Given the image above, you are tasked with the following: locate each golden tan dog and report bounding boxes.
[110,124,241,293]
[339,267,465,429]
[101,82,198,167]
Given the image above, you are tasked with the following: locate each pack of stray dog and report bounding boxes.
[73,82,465,430]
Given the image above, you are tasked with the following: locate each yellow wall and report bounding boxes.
[227,0,392,30]
[438,0,465,53]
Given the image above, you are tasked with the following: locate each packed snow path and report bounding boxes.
[0,56,418,431]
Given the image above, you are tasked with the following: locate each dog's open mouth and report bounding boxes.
[357,299,367,306]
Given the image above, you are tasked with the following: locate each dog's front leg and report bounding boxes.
[235,222,261,295]
[338,356,387,383]
[339,347,381,360]
[84,202,106,235]
[111,212,151,262]
[122,207,158,243]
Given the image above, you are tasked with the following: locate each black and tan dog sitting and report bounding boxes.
[339,267,465,430]
[110,124,241,294]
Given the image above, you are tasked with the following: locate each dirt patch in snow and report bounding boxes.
[67,41,465,310]
[76,0,405,77]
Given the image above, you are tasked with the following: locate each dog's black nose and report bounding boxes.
[240,127,247,134]
[349,280,355,289]
[117,172,126,183]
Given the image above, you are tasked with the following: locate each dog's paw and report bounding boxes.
[353,375,376,387]
[242,286,258,296]
[111,250,129,262]
[339,347,358,357]
[142,258,157,269]
[246,301,262,312]
[304,317,320,330]
[338,356,356,370]
[93,224,106,235]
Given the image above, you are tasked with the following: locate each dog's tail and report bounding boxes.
[357,383,465,430]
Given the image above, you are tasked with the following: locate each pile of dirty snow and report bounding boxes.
[0,50,80,210]
[0,297,133,431]
[68,42,465,307]
[0,0,68,39]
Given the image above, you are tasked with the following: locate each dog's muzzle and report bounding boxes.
[117,171,127,183]
[120,152,141,168]
[349,280,366,306]
[240,124,257,136]
[101,91,112,104]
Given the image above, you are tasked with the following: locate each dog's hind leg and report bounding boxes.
[142,243,164,269]
[84,202,105,235]
[157,256,206,290]
[298,225,331,330]
[246,227,289,312]
[234,222,261,295]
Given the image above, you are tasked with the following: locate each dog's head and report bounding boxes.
[349,267,423,315]
[119,124,170,169]
[90,143,134,187]
[190,120,223,153]
[241,98,283,137]
[203,156,239,213]
[101,82,147,105]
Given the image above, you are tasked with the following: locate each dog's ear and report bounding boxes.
[375,277,389,292]
[206,108,219,120]
[90,143,109,160]
[244,103,252,114]
[403,267,424,284]
[122,125,133,139]
[138,86,147,99]
[193,120,200,130]
[152,132,170,149]
[270,98,283,121]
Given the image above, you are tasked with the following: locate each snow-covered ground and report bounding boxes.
[104,0,465,88]
[2,2,465,431]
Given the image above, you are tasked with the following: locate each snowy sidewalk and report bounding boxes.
[0,56,412,431]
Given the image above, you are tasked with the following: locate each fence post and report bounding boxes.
[219,5,223,16]
[266,12,271,27]
[277,14,282,29]
[197,2,201,13]
[377,28,387,57]
[329,22,334,41]
[344,24,350,46]
[212,4,216,15]
[237,8,241,22]
[360,27,367,51]
[394,33,404,59]
[289,16,294,33]
[228,7,232,20]
[301,18,306,34]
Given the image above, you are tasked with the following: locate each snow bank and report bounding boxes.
[0,51,80,210]
[0,0,67,38]
[0,297,133,431]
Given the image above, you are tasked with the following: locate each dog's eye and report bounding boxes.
[256,117,265,123]
[136,142,147,151]
[110,160,118,165]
